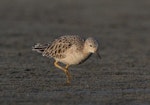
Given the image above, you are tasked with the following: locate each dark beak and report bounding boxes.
[96,51,101,59]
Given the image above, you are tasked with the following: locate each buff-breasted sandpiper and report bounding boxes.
[32,35,101,84]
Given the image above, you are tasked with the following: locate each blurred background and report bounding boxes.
[0,0,150,105]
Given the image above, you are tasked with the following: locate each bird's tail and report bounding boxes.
[32,43,49,53]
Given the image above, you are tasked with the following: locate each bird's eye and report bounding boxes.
[90,45,92,47]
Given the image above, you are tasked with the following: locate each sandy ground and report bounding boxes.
[0,0,150,105]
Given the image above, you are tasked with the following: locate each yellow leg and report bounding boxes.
[65,64,72,81]
[65,64,69,69]
[54,61,71,84]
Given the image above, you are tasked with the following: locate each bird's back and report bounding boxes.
[42,35,84,59]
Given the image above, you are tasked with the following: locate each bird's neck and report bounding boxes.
[82,46,91,56]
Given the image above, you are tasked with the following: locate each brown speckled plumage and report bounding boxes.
[42,35,84,59]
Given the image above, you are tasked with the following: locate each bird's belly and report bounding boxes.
[58,52,89,65]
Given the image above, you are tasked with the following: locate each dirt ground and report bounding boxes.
[0,0,150,105]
